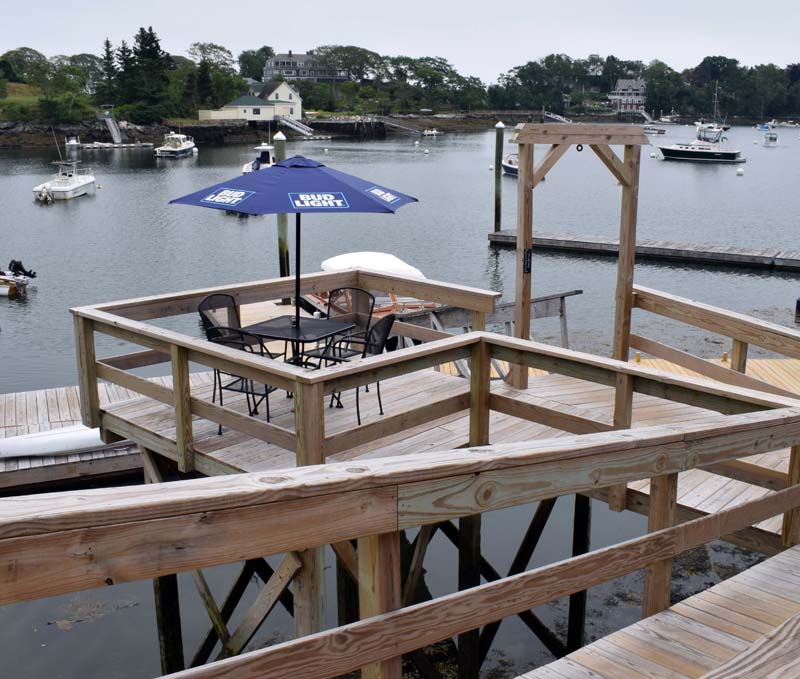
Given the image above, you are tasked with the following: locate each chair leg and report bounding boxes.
[265,387,271,423]
[249,380,258,415]
[377,381,383,416]
[217,382,224,436]
[356,386,361,426]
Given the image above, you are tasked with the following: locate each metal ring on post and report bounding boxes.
[576,144,583,152]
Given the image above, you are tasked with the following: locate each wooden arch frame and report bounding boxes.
[509,123,648,391]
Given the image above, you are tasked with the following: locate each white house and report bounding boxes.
[608,78,646,112]
[198,82,302,123]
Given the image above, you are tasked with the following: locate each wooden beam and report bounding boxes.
[358,531,402,679]
[162,483,800,679]
[702,459,788,491]
[171,345,194,473]
[642,472,678,616]
[332,541,359,582]
[589,144,632,186]
[567,494,591,651]
[532,144,569,188]
[403,525,436,607]
[608,372,634,512]
[192,570,233,655]
[511,142,534,389]
[489,392,613,434]
[221,552,302,658]
[73,314,100,429]
[630,334,797,398]
[510,124,649,146]
[457,515,481,679]
[633,285,800,361]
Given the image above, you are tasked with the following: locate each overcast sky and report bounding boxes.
[2,0,798,83]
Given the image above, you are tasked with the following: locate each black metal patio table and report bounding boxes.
[241,315,355,365]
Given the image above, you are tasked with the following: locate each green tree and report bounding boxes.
[188,42,235,71]
[0,47,50,84]
[115,40,136,102]
[238,46,274,80]
[196,59,215,106]
[132,26,172,106]
[94,38,117,103]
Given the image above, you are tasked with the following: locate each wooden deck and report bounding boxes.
[488,230,800,271]
[522,544,800,679]
[4,356,800,546]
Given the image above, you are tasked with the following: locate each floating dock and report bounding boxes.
[488,230,800,271]
[79,142,154,149]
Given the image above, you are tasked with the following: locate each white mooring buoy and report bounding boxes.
[424,149,430,154]
[736,168,745,176]
[489,165,494,170]
[649,152,656,158]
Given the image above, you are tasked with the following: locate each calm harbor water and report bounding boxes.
[1,125,798,677]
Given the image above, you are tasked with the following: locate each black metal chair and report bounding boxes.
[198,293,241,335]
[301,287,376,368]
[205,326,283,435]
[329,313,396,425]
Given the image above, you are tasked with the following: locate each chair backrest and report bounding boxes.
[206,326,281,359]
[326,287,376,332]
[365,313,396,357]
[199,294,241,336]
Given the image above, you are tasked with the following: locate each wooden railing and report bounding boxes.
[3,392,800,679]
[632,285,800,398]
[72,269,500,474]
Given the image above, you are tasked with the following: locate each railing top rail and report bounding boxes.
[633,285,800,359]
[75,269,500,322]
[75,307,310,384]
[3,405,800,541]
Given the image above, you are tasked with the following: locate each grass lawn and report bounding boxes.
[3,82,42,104]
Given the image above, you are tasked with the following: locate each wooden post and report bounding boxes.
[567,493,591,652]
[607,143,641,512]
[783,445,800,547]
[358,531,402,679]
[143,446,185,674]
[731,339,748,373]
[510,142,534,389]
[171,345,194,473]
[494,121,504,232]
[459,339,489,679]
[642,472,678,616]
[73,314,100,429]
[274,131,291,304]
[293,381,325,638]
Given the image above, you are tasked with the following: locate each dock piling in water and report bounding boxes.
[274,132,291,304]
[494,122,504,233]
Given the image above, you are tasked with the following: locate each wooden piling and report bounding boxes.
[494,121,504,233]
[567,493,591,652]
[642,472,678,616]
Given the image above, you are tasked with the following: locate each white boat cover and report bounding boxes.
[0,425,105,459]
[321,252,425,279]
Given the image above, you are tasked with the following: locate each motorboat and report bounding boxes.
[643,125,666,135]
[65,135,81,148]
[658,110,680,125]
[764,131,778,147]
[0,259,35,298]
[501,153,519,176]
[658,126,746,163]
[422,129,442,136]
[32,161,96,201]
[776,120,800,128]
[154,132,197,158]
[242,142,275,174]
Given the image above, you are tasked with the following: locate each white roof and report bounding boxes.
[321,252,425,279]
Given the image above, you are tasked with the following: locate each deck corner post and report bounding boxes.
[782,445,800,547]
[731,339,749,373]
[73,313,100,429]
[642,472,678,616]
[469,340,491,447]
[170,344,194,473]
[510,142,534,389]
[358,531,402,679]
[294,380,326,638]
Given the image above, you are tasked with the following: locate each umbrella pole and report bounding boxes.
[295,213,301,328]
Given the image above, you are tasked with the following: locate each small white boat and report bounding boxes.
[764,131,778,147]
[32,161,96,202]
[154,132,197,158]
[658,111,680,125]
[242,142,275,174]
[776,120,800,128]
[501,153,519,176]
[643,125,666,135]
[422,128,442,137]
[65,135,81,148]
[0,274,30,298]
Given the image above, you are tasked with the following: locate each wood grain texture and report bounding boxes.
[73,314,99,428]
[642,472,678,617]
[511,142,534,389]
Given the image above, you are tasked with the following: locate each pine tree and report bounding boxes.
[197,59,215,107]
[132,26,170,105]
[115,40,136,103]
[95,38,117,104]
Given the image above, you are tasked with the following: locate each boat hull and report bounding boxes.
[32,179,96,200]
[501,162,518,176]
[155,145,196,158]
[658,147,745,163]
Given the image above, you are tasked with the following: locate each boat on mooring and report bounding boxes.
[764,131,779,147]
[242,142,275,174]
[154,132,197,158]
[422,128,442,137]
[501,153,519,176]
[658,126,746,163]
[32,161,96,202]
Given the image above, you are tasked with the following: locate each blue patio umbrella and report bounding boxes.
[170,156,418,327]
